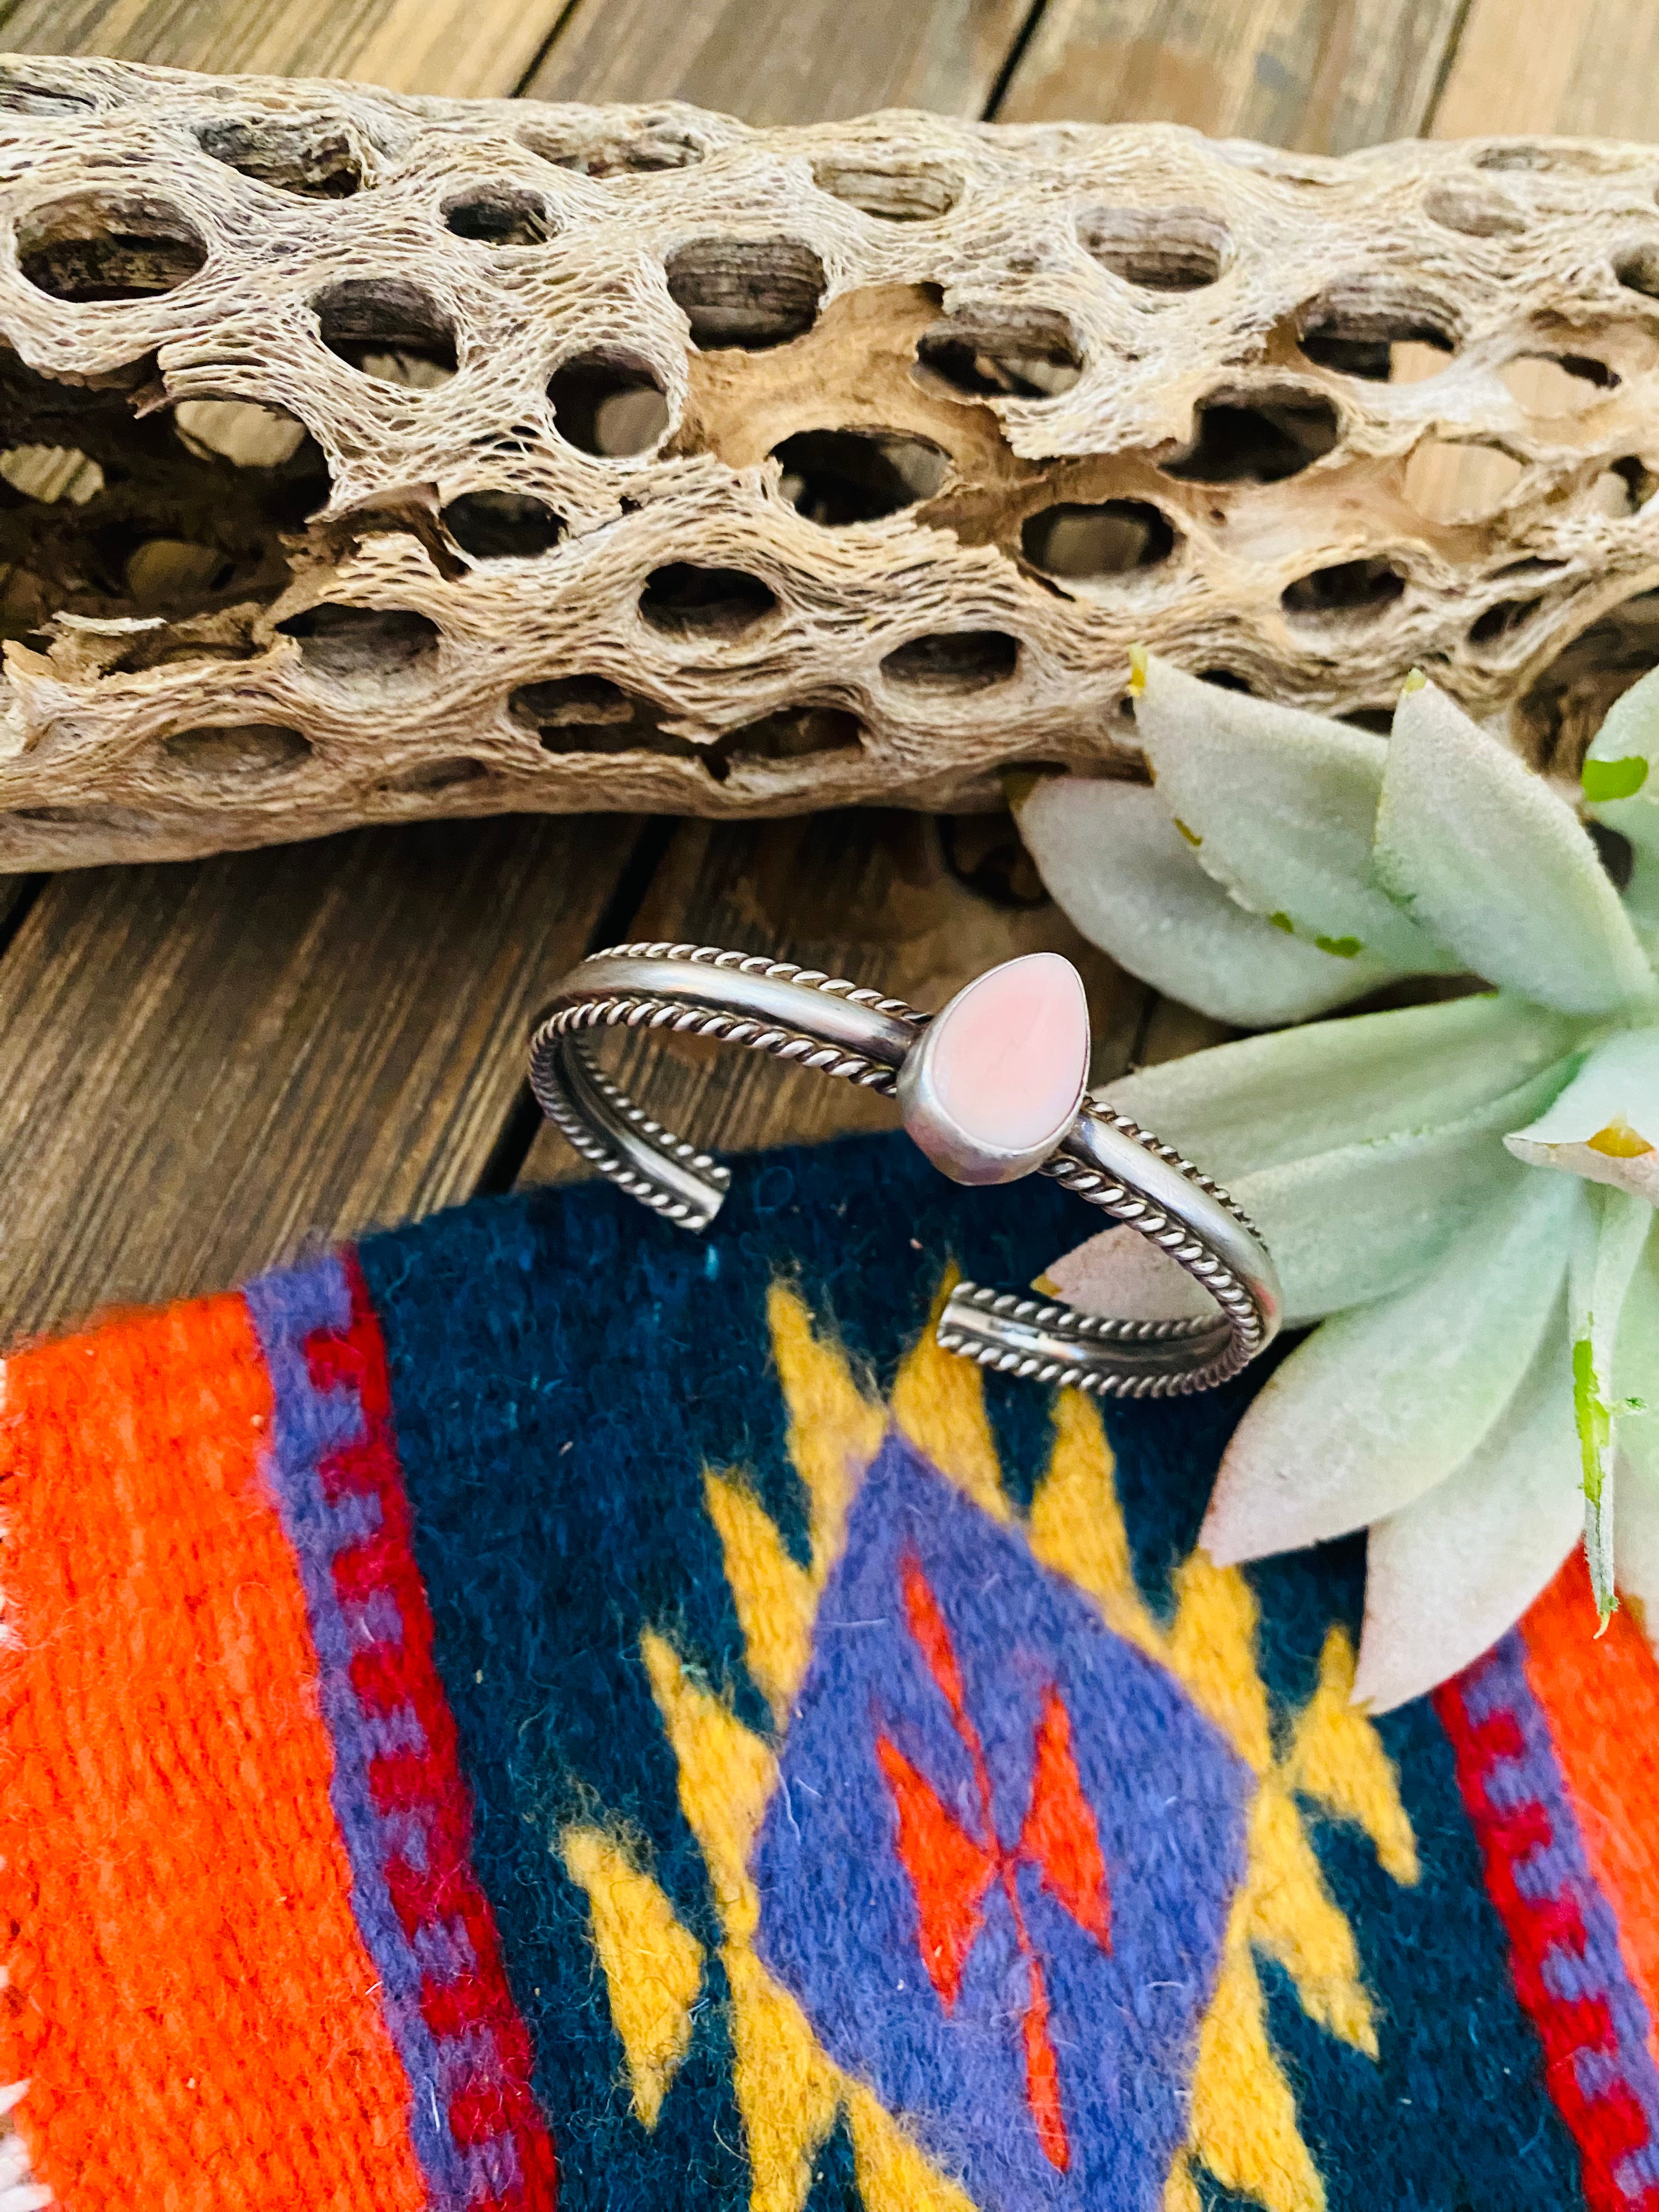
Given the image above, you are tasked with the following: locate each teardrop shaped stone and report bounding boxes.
[903,952,1091,1182]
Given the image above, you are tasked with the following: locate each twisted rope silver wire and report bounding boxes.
[531,943,1277,1397]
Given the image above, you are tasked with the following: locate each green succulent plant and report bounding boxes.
[1013,651,1659,1709]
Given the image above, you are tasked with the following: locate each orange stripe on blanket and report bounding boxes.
[1520,1548,1659,2069]
[0,1293,427,2212]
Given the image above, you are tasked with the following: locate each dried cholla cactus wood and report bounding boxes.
[5,60,1659,867]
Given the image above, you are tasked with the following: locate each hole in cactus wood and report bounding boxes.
[315,279,459,386]
[1342,706,1397,735]
[1164,392,1340,483]
[1199,667,1254,693]
[1299,291,1455,380]
[1599,455,1657,514]
[1077,206,1231,290]
[196,117,365,198]
[1468,595,1545,648]
[716,704,865,766]
[915,308,1083,399]
[1515,587,1659,772]
[441,490,565,559]
[18,194,207,300]
[514,675,635,728]
[665,238,826,349]
[1615,241,1659,299]
[882,631,1018,689]
[443,184,556,247]
[772,428,950,524]
[1476,143,1601,174]
[521,117,706,176]
[548,352,669,455]
[1500,353,1617,414]
[1022,499,1175,577]
[1423,178,1528,238]
[276,602,440,680]
[162,723,313,778]
[383,757,490,793]
[511,675,713,766]
[1282,558,1406,623]
[812,162,962,221]
[639,563,777,637]
[1403,439,1526,523]
[173,400,312,469]
[0,353,323,644]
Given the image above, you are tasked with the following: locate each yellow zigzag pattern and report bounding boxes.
[562,1278,1420,2212]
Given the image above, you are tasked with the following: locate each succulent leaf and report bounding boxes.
[1131,653,1457,971]
[1013,775,1402,1026]
[1569,1189,1655,1621]
[1060,1052,1579,1327]
[1355,1306,1579,1713]
[1097,991,1582,1185]
[1201,1171,1582,1565]
[1504,1024,1659,1203]
[1377,676,1656,1014]
[1124,654,1460,969]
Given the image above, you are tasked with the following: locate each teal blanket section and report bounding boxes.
[357,1130,1579,2212]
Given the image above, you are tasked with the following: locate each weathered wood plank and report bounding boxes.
[0,816,636,1339]
[1431,0,1658,140]
[0,0,574,95]
[997,0,1469,148]
[522,810,1148,1187]
[523,0,1035,122]
[0,3,653,1343]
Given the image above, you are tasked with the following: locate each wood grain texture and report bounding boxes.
[0,0,646,1345]
[522,810,1148,1185]
[524,0,1034,122]
[0,816,635,1339]
[997,0,1469,148]
[1431,0,1659,140]
[0,0,573,94]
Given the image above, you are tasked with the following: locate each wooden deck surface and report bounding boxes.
[0,0,1647,1341]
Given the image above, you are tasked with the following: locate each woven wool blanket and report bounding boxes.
[1,1130,1655,2212]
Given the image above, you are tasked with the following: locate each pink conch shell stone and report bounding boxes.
[904,952,1091,1182]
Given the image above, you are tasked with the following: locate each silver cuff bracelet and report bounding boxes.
[529,943,1283,1399]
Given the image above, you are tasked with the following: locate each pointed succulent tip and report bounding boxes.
[1594,1593,1620,1638]
[1127,642,1149,697]
[1583,754,1649,803]
[1002,766,1041,811]
[1196,1503,1248,1571]
[1400,667,1429,696]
